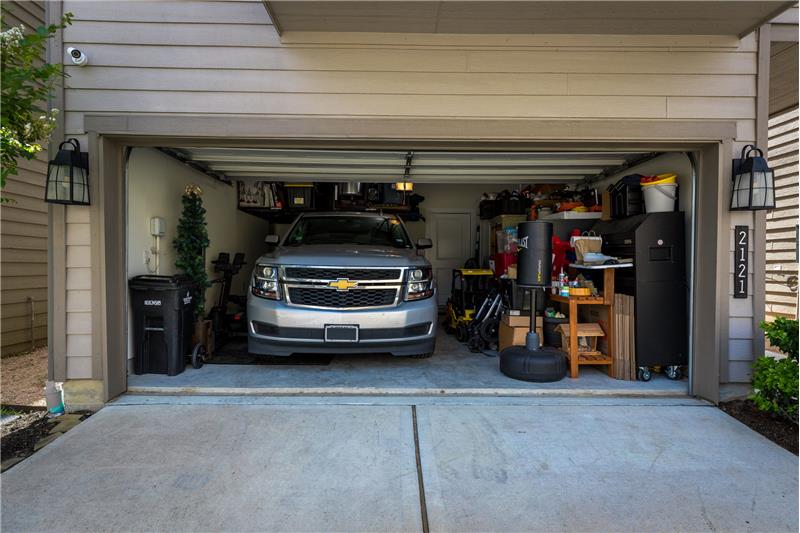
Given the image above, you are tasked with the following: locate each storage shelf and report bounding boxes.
[549,294,605,305]
[569,263,633,270]
[237,206,306,222]
[542,211,602,220]
[578,352,612,364]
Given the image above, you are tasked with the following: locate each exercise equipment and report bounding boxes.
[499,221,567,382]
[207,252,248,347]
[444,268,494,341]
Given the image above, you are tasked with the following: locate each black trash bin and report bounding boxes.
[129,275,195,376]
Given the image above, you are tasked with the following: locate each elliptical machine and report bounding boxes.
[207,252,248,347]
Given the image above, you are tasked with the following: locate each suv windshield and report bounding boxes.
[284,215,412,248]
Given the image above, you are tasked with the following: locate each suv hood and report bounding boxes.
[256,244,430,268]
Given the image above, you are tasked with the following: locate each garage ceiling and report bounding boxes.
[164,147,654,184]
[265,1,794,37]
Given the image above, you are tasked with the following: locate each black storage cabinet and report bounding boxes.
[591,212,687,368]
[129,275,195,376]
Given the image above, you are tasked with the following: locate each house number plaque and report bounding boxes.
[734,225,748,298]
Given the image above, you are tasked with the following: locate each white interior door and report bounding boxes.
[427,209,475,306]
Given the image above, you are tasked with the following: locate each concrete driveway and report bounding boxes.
[2,395,797,532]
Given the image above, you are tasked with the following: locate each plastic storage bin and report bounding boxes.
[285,183,315,209]
[129,275,195,376]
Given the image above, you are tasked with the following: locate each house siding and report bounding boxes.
[58,0,760,382]
[1,1,49,356]
[765,107,799,322]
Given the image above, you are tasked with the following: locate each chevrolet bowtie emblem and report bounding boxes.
[329,278,358,291]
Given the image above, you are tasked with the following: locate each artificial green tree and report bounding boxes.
[174,184,210,319]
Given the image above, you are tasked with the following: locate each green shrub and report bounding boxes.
[762,317,798,362]
[750,318,799,424]
[751,357,798,423]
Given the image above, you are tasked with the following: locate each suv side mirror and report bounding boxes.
[416,238,433,250]
[264,234,279,245]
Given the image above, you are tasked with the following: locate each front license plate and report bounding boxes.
[324,324,359,342]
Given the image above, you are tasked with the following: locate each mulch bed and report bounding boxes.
[720,399,798,455]
[1,411,58,459]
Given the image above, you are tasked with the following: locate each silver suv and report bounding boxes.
[247,212,437,357]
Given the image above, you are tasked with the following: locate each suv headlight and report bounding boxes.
[252,264,280,300]
[405,267,434,301]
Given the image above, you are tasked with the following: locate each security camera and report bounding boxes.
[66,47,88,66]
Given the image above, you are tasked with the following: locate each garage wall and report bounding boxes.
[126,148,270,363]
[55,0,761,381]
[404,183,516,245]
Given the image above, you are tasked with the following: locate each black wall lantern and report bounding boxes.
[45,138,90,205]
[730,144,775,211]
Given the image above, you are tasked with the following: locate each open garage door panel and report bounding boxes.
[127,144,692,396]
[161,147,657,184]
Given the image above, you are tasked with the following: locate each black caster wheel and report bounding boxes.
[456,324,468,342]
[665,366,682,380]
[191,344,206,369]
[479,319,499,344]
[637,367,652,382]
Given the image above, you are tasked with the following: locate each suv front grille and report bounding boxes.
[284,268,401,281]
[288,287,397,308]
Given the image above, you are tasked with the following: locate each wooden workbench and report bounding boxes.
[550,263,632,378]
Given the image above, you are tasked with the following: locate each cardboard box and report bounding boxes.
[579,306,610,354]
[499,321,544,350]
[502,313,543,329]
[507,264,517,279]
[499,313,544,350]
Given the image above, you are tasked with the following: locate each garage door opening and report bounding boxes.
[123,146,695,396]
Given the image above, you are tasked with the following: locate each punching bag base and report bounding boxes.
[499,345,567,383]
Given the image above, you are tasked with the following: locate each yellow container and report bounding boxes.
[641,173,677,186]
[569,287,592,296]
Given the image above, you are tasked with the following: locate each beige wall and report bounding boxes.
[54,0,763,382]
[1,1,49,355]
[404,183,516,244]
[126,149,270,360]
[765,108,799,322]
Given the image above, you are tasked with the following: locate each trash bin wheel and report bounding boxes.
[665,365,682,380]
[191,344,206,369]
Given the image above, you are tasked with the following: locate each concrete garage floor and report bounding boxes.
[128,330,686,396]
[1,396,797,532]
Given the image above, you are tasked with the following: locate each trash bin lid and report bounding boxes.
[129,275,193,290]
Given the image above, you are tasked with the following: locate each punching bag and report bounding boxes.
[500,219,566,383]
[516,221,553,288]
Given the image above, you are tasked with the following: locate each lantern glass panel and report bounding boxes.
[732,172,749,209]
[73,166,89,204]
[48,164,73,202]
[751,170,767,207]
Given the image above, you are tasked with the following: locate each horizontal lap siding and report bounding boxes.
[60,0,759,379]
[1,1,48,356]
[765,107,799,322]
[61,1,757,136]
